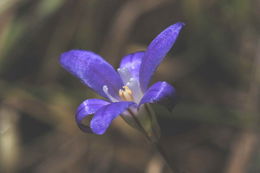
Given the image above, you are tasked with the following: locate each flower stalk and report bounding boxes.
[127,105,178,173]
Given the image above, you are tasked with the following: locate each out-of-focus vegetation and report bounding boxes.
[0,0,259,173]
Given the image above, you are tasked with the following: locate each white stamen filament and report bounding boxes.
[103,85,118,102]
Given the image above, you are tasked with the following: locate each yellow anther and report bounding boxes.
[119,86,134,101]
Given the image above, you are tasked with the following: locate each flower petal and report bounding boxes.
[139,81,176,109]
[119,51,144,81]
[90,101,135,135]
[60,50,123,98]
[139,22,185,91]
[76,99,110,132]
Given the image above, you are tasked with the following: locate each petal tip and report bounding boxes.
[59,49,79,67]
[93,130,105,135]
[175,22,185,27]
[59,52,68,66]
[90,120,107,135]
[169,22,185,32]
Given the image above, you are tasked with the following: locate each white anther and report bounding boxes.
[119,86,134,101]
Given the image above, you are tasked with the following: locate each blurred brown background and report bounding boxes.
[0,0,259,173]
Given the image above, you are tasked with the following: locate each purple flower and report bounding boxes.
[60,22,184,135]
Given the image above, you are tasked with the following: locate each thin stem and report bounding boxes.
[127,108,179,173]
[144,104,160,139]
[154,142,180,173]
[127,108,151,141]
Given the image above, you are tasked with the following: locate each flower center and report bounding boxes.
[117,67,144,103]
[119,86,134,101]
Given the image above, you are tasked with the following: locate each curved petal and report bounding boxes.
[139,22,185,91]
[60,50,123,98]
[119,51,144,81]
[76,99,110,132]
[139,81,176,109]
[90,101,135,135]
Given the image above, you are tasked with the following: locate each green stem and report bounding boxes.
[127,108,179,173]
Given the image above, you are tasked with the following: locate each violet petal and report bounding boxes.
[139,22,184,91]
[139,81,176,110]
[119,51,144,80]
[76,99,110,133]
[90,101,135,134]
[60,50,123,98]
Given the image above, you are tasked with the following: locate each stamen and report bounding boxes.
[103,85,118,102]
[119,86,134,101]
